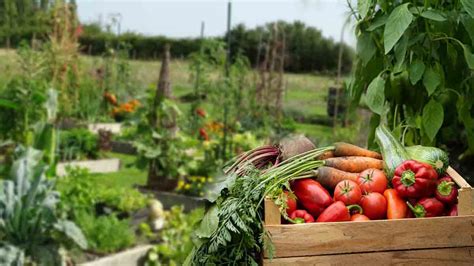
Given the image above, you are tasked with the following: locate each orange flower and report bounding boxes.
[130,99,140,107]
[104,92,118,106]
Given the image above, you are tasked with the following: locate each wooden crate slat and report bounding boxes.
[447,166,471,189]
[265,215,474,258]
[263,247,474,265]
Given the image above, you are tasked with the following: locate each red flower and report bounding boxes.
[199,128,209,141]
[75,25,83,38]
[196,108,206,118]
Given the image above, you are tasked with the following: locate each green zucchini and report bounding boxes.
[375,124,409,179]
[406,145,449,175]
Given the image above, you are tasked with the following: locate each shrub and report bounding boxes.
[74,210,136,254]
[58,128,99,161]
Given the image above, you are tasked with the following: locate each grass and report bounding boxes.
[91,152,146,189]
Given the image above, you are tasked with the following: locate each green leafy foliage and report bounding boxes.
[57,167,148,215]
[56,167,147,254]
[59,128,99,161]
[145,206,204,266]
[383,3,413,54]
[0,148,87,264]
[365,75,386,115]
[74,210,136,254]
[422,100,444,142]
[350,1,474,156]
[461,0,474,18]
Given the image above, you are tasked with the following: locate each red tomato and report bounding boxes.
[357,169,388,194]
[360,192,387,220]
[351,213,370,221]
[334,180,362,205]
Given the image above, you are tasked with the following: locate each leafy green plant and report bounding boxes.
[56,167,97,215]
[58,128,99,161]
[0,148,87,265]
[349,0,474,158]
[74,210,135,254]
[133,89,189,190]
[57,167,148,215]
[96,187,148,214]
[145,206,204,266]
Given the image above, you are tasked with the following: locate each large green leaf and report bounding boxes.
[384,3,414,54]
[461,0,474,18]
[394,35,408,72]
[195,206,219,238]
[54,220,88,249]
[422,99,444,142]
[0,244,24,266]
[357,33,376,66]
[409,59,425,85]
[0,99,18,110]
[421,10,447,21]
[422,67,441,96]
[358,0,372,19]
[367,14,387,31]
[461,44,474,69]
[365,75,386,115]
[461,15,474,45]
[204,172,237,203]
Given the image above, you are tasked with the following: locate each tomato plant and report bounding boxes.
[349,1,474,160]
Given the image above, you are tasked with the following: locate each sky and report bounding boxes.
[77,0,356,47]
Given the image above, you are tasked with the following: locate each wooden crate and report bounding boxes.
[263,167,474,265]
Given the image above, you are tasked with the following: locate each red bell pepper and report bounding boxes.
[316,201,363,222]
[292,179,333,217]
[392,160,438,198]
[290,210,314,223]
[283,191,297,216]
[435,176,458,205]
[447,204,458,216]
[407,197,445,218]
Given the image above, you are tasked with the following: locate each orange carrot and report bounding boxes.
[333,142,382,159]
[324,156,383,173]
[314,166,359,189]
[316,150,334,160]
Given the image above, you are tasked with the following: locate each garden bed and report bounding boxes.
[88,123,122,134]
[262,167,474,265]
[139,188,207,212]
[56,158,121,176]
[78,245,152,266]
[111,140,137,155]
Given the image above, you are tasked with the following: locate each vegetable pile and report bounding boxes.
[189,129,460,264]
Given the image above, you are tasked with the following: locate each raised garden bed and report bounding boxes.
[78,245,152,266]
[262,167,474,265]
[111,140,137,155]
[56,158,121,176]
[139,188,206,212]
[88,123,122,134]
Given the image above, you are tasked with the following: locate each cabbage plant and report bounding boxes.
[0,148,87,265]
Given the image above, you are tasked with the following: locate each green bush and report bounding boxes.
[74,210,136,254]
[57,167,148,215]
[59,128,99,161]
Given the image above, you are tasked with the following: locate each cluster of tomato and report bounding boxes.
[284,160,459,223]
